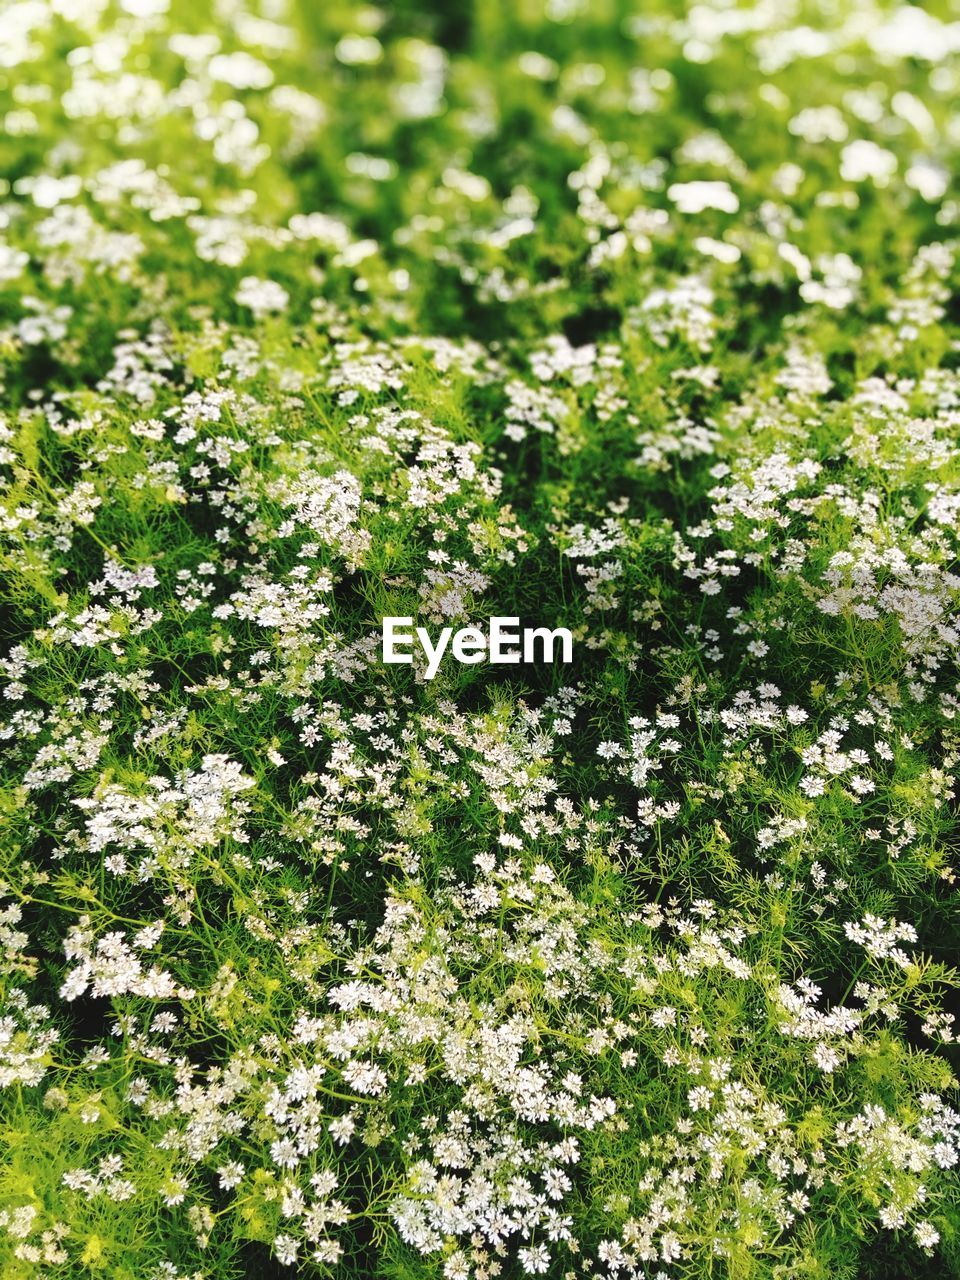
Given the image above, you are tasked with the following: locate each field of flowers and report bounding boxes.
[2,0,960,1277]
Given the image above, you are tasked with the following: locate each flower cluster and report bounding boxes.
[0,0,959,1277]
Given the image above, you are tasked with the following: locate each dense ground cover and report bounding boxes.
[1,0,960,1277]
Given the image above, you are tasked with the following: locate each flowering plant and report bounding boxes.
[1,1,959,1278]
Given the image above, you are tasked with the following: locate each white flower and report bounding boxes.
[235,276,290,316]
[813,1043,840,1072]
[914,1221,940,1249]
[208,51,274,89]
[274,1233,299,1265]
[335,34,383,65]
[0,242,28,282]
[667,181,739,214]
[840,140,897,187]
[518,1243,550,1274]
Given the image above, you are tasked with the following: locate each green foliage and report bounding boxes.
[0,1,959,1278]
